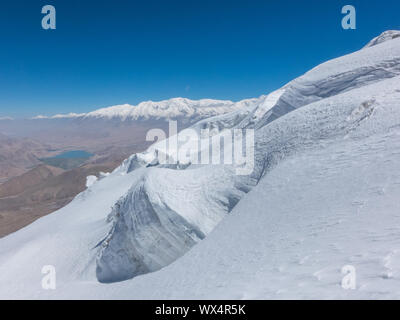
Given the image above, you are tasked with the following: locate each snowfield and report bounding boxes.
[1,31,400,299]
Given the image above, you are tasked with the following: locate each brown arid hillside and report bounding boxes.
[0,161,122,238]
[0,133,52,183]
[0,164,64,198]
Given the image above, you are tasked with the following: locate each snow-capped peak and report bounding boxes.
[363,30,400,48]
[32,113,85,119]
[33,97,240,121]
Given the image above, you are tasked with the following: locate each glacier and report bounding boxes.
[0,31,400,299]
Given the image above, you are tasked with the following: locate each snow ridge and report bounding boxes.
[364,30,400,48]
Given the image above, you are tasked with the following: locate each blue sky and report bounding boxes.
[0,0,399,118]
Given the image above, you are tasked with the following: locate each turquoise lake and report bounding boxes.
[52,150,93,159]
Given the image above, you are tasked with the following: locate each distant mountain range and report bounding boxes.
[30,97,257,121]
[0,97,255,152]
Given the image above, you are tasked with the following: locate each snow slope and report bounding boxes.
[0,31,400,299]
[364,30,400,48]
